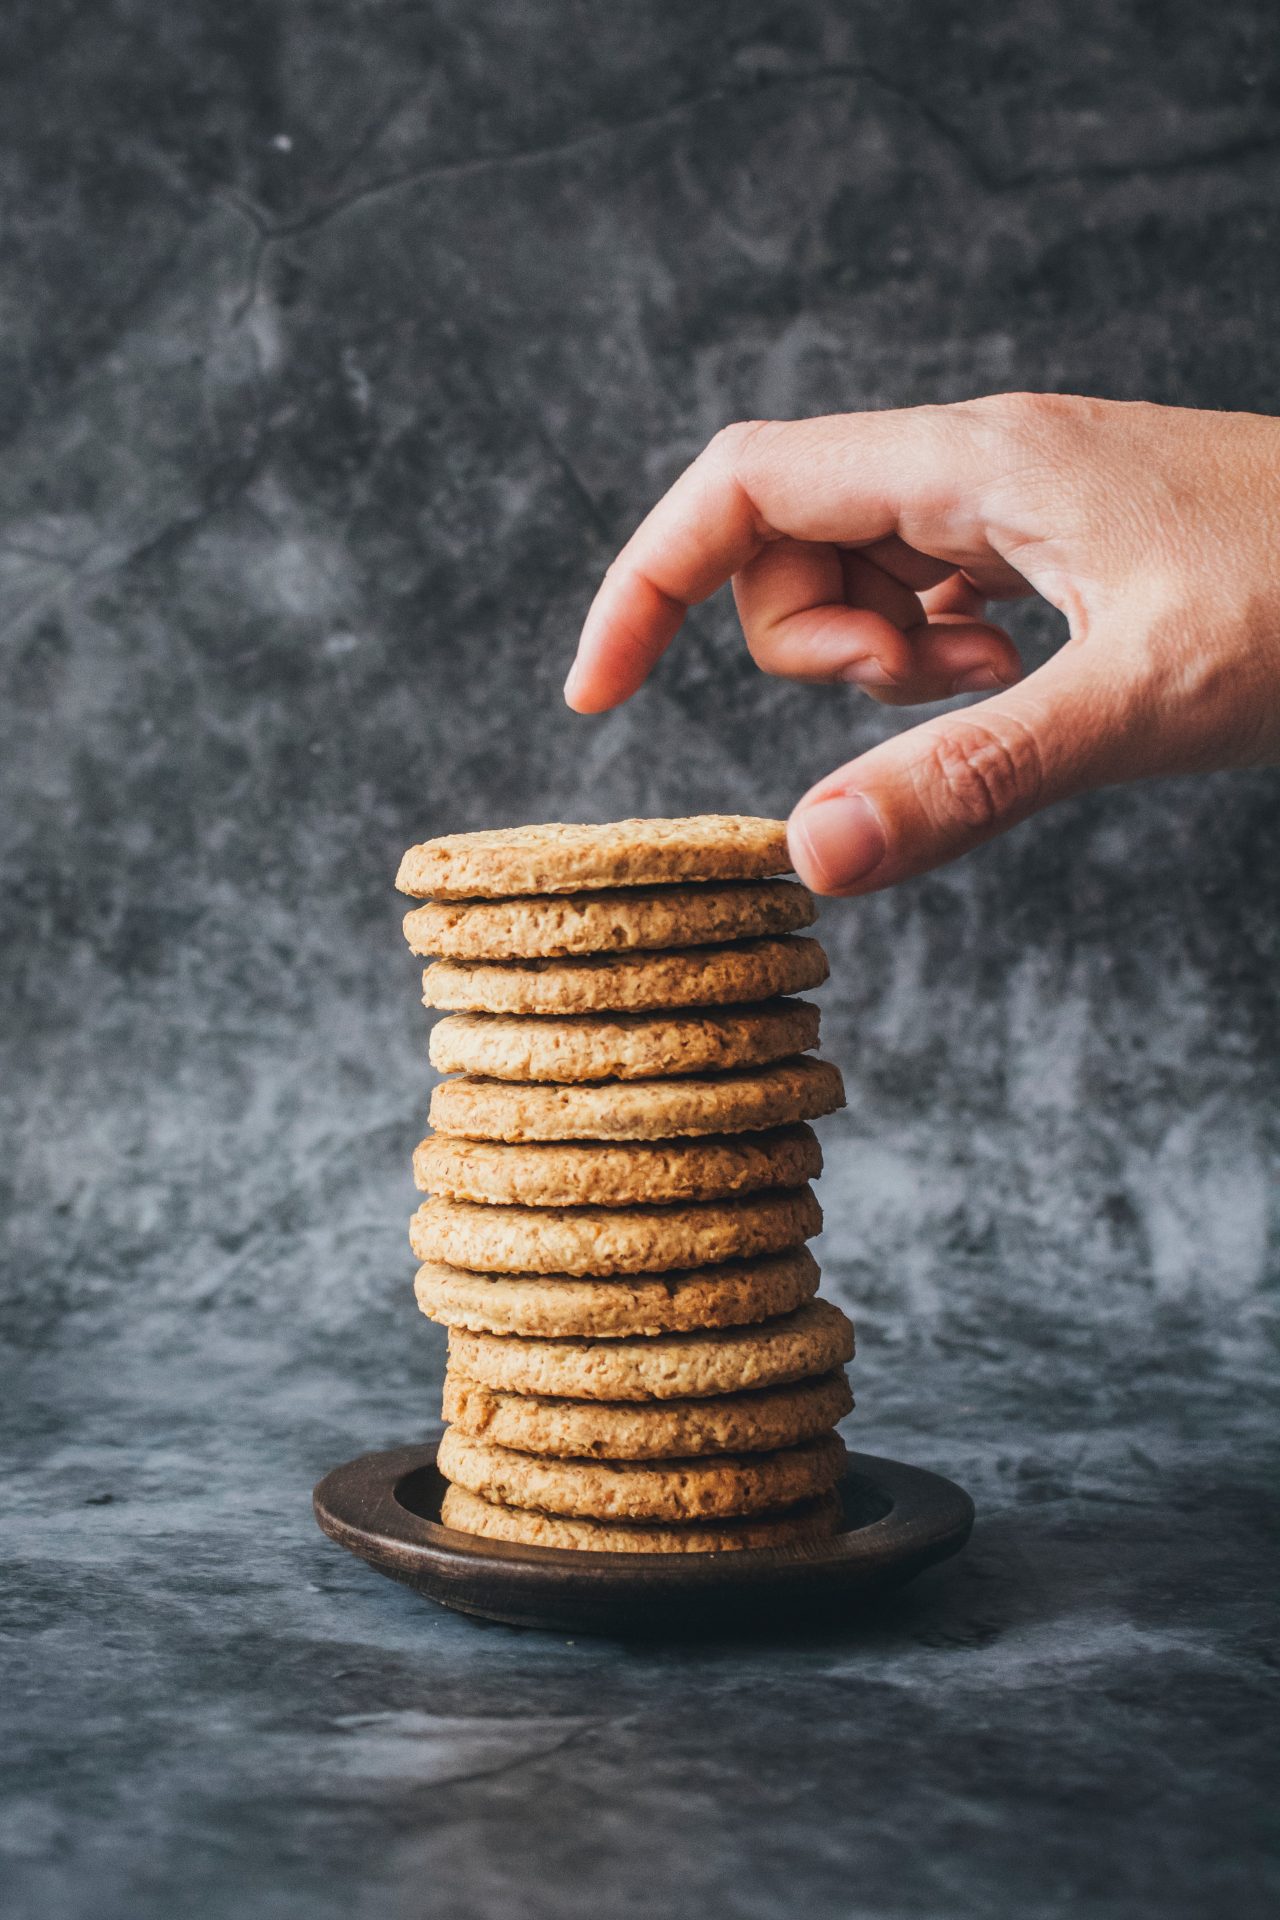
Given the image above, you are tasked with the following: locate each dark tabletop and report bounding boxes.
[2,5,1278,1917]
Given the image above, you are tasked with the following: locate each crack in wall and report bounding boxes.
[226,61,1280,243]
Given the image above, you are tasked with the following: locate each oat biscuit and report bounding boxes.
[397,815,791,900]
[427,1000,819,1084]
[446,1296,855,1400]
[413,1124,821,1207]
[437,1427,847,1520]
[404,879,814,960]
[414,1248,821,1338]
[428,1056,844,1143]
[439,1483,842,1553]
[442,1368,853,1459]
[410,1187,821,1276]
[421,935,828,1015]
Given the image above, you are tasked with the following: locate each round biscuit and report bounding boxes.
[437,1428,847,1520]
[404,879,814,959]
[439,1483,842,1553]
[427,1000,819,1083]
[428,1056,845,1142]
[446,1297,855,1400]
[412,1124,822,1207]
[421,936,827,1015]
[414,1249,821,1338]
[409,1187,821,1276]
[441,1368,853,1458]
[397,815,790,900]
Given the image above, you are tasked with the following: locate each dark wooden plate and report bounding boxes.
[313,1442,974,1635]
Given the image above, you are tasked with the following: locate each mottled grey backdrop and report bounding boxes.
[3,5,1277,1918]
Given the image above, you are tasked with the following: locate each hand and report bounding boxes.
[564,395,1280,893]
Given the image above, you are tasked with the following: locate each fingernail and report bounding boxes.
[838,659,898,690]
[790,794,887,892]
[563,657,586,707]
[951,667,1005,694]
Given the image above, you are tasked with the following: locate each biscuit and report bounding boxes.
[442,1368,853,1459]
[427,1000,819,1083]
[446,1296,855,1400]
[404,879,814,959]
[439,1483,842,1553]
[397,815,791,900]
[428,1056,845,1143]
[421,936,828,1015]
[437,1428,847,1520]
[414,1248,821,1337]
[413,1124,822,1207]
[409,1187,821,1276]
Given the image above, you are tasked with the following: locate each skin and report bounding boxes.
[563,395,1280,894]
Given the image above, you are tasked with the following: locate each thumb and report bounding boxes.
[787,650,1120,894]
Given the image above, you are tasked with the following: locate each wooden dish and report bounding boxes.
[313,1441,974,1635]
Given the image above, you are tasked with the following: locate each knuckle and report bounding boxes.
[964,389,1086,453]
[706,418,773,469]
[916,716,1044,833]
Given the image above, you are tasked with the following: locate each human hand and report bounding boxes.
[564,396,1280,893]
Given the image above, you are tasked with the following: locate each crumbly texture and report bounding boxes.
[427,999,820,1084]
[397,816,791,900]
[413,1124,822,1207]
[439,1484,842,1554]
[414,1249,821,1337]
[409,1187,821,1276]
[442,1368,853,1459]
[446,1296,855,1399]
[404,879,815,959]
[437,1428,847,1520]
[428,1056,845,1143]
[421,936,828,1015]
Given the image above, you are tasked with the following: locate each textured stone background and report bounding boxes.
[2,5,1277,1917]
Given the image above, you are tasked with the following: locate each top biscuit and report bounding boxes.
[397,816,791,900]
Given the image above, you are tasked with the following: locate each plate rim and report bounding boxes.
[313,1439,974,1597]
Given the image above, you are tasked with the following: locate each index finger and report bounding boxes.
[563,407,1018,714]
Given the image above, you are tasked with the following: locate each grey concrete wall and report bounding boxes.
[2,7,1277,1917]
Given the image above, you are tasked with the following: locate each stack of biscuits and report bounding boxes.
[396,816,856,1553]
